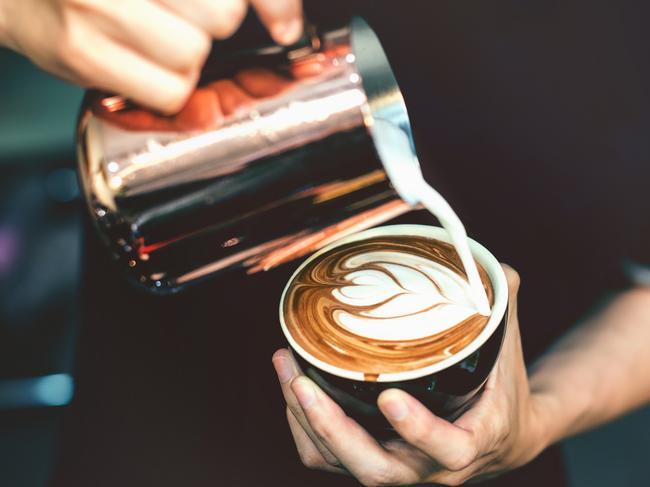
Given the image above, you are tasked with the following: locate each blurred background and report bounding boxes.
[0,49,82,486]
[1,4,650,485]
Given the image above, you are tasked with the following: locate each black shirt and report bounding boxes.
[52,1,650,486]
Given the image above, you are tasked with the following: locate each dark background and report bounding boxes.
[1,0,650,485]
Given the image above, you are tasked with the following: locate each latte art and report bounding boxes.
[332,252,478,341]
[283,235,494,378]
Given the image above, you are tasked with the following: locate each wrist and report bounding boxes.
[482,397,546,479]
[528,365,595,448]
[527,391,558,453]
[498,392,554,472]
[507,392,555,469]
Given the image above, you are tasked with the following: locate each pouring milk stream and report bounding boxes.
[373,119,492,317]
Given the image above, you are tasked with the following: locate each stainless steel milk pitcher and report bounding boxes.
[77,17,420,294]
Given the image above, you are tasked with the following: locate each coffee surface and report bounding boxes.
[283,235,494,377]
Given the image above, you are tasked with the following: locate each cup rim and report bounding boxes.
[279,224,508,382]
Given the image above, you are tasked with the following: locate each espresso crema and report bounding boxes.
[283,235,494,378]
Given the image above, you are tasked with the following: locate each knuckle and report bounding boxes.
[183,17,212,51]
[498,426,512,447]
[474,420,494,447]
[441,475,467,487]
[210,23,236,40]
[55,11,90,67]
[310,413,353,445]
[316,447,341,468]
[210,1,247,38]
[193,33,212,61]
[299,449,325,470]
[407,427,430,449]
[178,32,211,70]
[57,30,92,78]
[310,418,335,444]
[323,455,341,468]
[155,91,189,114]
[358,463,395,487]
[55,21,77,59]
[225,0,248,24]
[162,76,194,110]
[228,1,249,21]
[445,446,477,472]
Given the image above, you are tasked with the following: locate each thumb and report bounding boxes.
[501,263,521,299]
[500,263,521,324]
[494,264,527,378]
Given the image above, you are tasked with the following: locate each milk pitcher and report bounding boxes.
[77,17,422,294]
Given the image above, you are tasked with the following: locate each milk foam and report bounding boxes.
[331,250,477,340]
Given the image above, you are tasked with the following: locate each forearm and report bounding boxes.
[529,286,650,448]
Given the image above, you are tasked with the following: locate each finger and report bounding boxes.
[156,0,248,40]
[286,408,347,474]
[501,263,521,302]
[378,389,482,473]
[498,263,524,360]
[250,0,303,45]
[384,436,491,487]
[291,376,419,486]
[272,349,340,466]
[82,0,211,73]
[61,24,194,113]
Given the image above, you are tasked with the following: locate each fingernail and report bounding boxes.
[380,392,408,421]
[272,355,296,384]
[292,377,316,410]
[272,19,303,45]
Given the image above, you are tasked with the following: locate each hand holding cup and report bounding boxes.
[273,264,549,486]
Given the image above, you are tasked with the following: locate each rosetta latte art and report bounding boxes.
[283,236,494,377]
[332,251,479,341]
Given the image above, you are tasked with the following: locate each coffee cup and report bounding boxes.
[279,224,508,438]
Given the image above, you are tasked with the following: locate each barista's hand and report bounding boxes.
[272,265,552,485]
[0,0,303,113]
